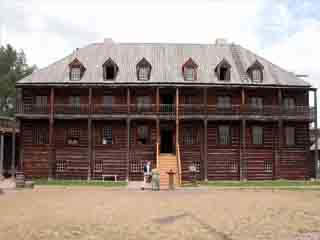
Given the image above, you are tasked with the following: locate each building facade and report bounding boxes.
[16,39,318,183]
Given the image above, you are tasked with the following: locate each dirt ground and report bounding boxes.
[1,188,320,240]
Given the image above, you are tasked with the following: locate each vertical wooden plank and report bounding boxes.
[88,87,92,180]
[204,119,208,181]
[156,87,160,113]
[18,120,23,172]
[11,124,16,178]
[126,119,130,181]
[314,89,319,179]
[0,132,3,180]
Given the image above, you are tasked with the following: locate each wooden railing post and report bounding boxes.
[314,89,319,179]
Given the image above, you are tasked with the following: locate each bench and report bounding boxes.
[102,174,118,182]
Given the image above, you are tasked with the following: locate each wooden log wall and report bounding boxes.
[245,122,275,180]
[54,120,88,179]
[207,121,240,180]
[22,120,50,179]
[179,121,203,181]
[129,120,156,181]
[279,122,311,179]
[93,121,127,181]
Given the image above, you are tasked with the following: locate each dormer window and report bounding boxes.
[247,60,264,83]
[103,58,118,81]
[69,58,86,81]
[136,58,152,81]
[182,58,198,81]
[215,59,231,81]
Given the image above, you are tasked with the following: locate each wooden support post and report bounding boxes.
[18,120,23,172]
[314,89,319,179]
[176,87,179,145]
[0,132,4,180]
[241,119,246,180]
[126,119,130,182]
[88,87,92,180]
[48,88,55,180]
[11,124,16,178]
[156,87,160,113]
[127,87,130,114]
[204,87,208,116]
[276,120,283,179]
[204,119,208,181]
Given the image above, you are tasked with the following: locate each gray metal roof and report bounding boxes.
[18,39,311,87]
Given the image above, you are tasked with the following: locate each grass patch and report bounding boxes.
[197,180,320,188]
[33,179,127,187]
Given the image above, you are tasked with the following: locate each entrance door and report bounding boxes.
[161,129,173,154]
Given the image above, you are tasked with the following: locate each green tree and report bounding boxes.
[0,44,36,117]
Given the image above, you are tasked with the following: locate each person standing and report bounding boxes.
[142,160,151,190]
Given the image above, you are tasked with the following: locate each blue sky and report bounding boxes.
[0,0,319,93]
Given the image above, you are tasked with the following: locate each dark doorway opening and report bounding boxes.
[161,94,174,113]
[161,129,173,154]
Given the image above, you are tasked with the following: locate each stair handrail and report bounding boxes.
[156,142,160,169]
[177,143,182,185]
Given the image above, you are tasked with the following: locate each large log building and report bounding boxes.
[16,38,318,184]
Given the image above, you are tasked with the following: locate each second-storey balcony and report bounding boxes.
[15,102,315,121]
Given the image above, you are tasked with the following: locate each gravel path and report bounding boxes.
[1,188,320,240]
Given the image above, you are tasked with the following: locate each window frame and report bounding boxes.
[183,67,196,81]
[250,96,264,110]
[66,127,81,145]
[103,58,119,81]
[283,97,296,111]
[285,126,295,146]
[218,125,231,145]
[217,95,232,109]
[70,67,81,81]
[32,127,49,145]
[183,127,199,145]
[252,126,263,145]
[102,126,113,145]
[215,59,231,81]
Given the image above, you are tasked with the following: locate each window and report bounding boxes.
[218,126,231,145]
[182,58,198,81]
[183,128,199,145]
[217,96,231,109]
[67,128,81,145]
[265,160,273,173]
[137,96,151,112]
[102,126,113,144]
[252,69,262,82]
[184,67,195,81]
[69,58,85,81]
[70,96,81,105]
[283,97,295,110]
[70,67,81,81]
[185,95,193,104]
[137,58,152,81]
[103,95,113,105]
[103,58,118,80]
[285,127,295,146]
[215,59,231,81]
[247,60,264,82]
[250,97,263,110]
[35,96,48,105]
[252,126,263,145]
[32,127,49,144]
[56,161,67,172]
[137,125,149,144]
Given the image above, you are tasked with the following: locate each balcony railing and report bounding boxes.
[92,104,128,115]
[15,102,315,120]
[55,104,89,115]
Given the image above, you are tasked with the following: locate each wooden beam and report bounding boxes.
[0,133,3,180]
[204,119,208,181]
[126,119,130,182]
[11,125,16,178]
[88,87,92,180]
[314,89,319,179]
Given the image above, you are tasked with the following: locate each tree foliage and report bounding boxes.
[0,44,36,117]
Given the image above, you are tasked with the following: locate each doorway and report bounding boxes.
[161,94,174,113]
[161,129,174,154]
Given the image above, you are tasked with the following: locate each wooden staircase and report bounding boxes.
[159,154,179,189]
